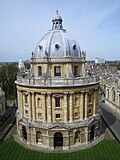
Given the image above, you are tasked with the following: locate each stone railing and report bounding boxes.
[16,75,99,86]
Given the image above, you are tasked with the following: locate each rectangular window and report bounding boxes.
[38,66,42,76]
[88,105,92,114]
[56,114,60,119]
[88,94,92,103]
[74,112,78,118]
[38,113,42,119]
[25,95,28,104]
[74,66,78,77]
[54,66,61,76]
[25,110,28,115]
[55,98,60,107]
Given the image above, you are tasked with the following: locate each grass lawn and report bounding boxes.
[0,140,120,160]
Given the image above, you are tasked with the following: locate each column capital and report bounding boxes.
[47,92,51,95]
[41,92,46,95]
[63,92,69,94]
[69,92,74,94]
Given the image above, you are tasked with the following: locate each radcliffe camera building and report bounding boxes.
[15,11,101,150]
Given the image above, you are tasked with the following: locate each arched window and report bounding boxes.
[88,94,92,104]
[54,132,63,148]
[55,44,60,50]
[75,130,80,143]
[25,94,28,104]
[36,131,42,143]
[37,98,41,108]
[55,97,60,107]
[73,44,76,50]
[112,88,115,102]
[39,45,43,51]
[75,97,78,106]
[38,66,42,76]
[107,89,109,99]
[22,126,27,140]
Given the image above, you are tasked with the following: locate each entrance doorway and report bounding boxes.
[22,126,27,140]
[90,125,95,141]
[54,132,63,148]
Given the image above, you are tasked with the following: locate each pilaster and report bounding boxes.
[28,92,32,121]
[41,92,46,122]
[47,92,52,122]
[80,91,84,120]
[84,92,88,120]
[32,92,36,121]
[64,92,68,122]
[69,92,74,122]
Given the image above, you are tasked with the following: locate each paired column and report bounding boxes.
[22,92,25,116]
[80,92,84,120]
[19,90,23,115]
[47,92,52,122]
[17,89,20,112]
[64,92,68,122]
[93,90,96,115]
[69,92,74,122]
[28,92,32,121]
[32,92,36,121]
[84,92,88,120]
[41,92,46,122]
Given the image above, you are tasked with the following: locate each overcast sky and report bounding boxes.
[0,0,120,62]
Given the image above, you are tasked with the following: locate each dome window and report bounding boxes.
[39,45,43,50]
[55,44,60,50]
[73,44,76,50]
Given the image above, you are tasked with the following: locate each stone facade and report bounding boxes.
[104,75,120,114]
[0,91,5,116]
[15,11,101,150]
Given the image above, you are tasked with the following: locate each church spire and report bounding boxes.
[52,10,63,29]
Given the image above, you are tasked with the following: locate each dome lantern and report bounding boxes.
[52,10,63,29]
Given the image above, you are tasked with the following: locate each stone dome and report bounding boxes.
[34,11,81,58]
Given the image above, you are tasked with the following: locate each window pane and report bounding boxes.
[38,66,42,76]
[56,114,60,118]
[55,98,60,107]
[74,66,77,76]
[54,66,61,76]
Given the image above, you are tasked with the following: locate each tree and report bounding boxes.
[117,63,120,70]
[0,63,18,100]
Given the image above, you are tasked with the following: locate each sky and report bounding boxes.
[0,0,120,62]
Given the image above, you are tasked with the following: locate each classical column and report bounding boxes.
[28,92,32,121]
[69,92,74,122]
[84,92,88,120]
[93,90,96,116]
[80,92,84,120]
[22,91,25,116]
[32,92,36,121]
[47,92,51,122]
[41,92,46,122]
[64,92,68,122]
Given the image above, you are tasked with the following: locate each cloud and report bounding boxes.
[93,0,120,27]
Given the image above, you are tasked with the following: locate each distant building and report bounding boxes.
[0,91,5,116]
[15,11,101,150]
[95,58,105,64]
[18,58,25,70]
[104,75,120,114]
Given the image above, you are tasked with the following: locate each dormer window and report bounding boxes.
[39,45,43,50]
[38,66,42,76]
[73,44,76,50]
[54,66,61,76]
[55,44,60,50]
[73,65,78,77]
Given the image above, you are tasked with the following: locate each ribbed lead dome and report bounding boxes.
[34,11,81,58]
